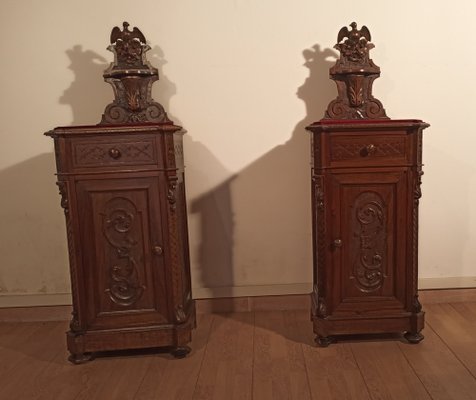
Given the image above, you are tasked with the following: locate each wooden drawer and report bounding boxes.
[71,136,159,170]
[327,133,409,167]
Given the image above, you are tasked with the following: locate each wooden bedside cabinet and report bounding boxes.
[46,22,194,363]
[306,23,429,346]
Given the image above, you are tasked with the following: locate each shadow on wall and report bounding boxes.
[148,46,236,299]
[0,45,112,297]
[38,42,343,305]
[60,45,111,125]
[190,44,338,300]
[0,154,71,295]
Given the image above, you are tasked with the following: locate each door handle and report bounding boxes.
[152,245,163,256]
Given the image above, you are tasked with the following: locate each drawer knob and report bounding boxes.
[109,148,122,159]
[153,245,163,256]
[333,239,342,248]
[363,144,377,156]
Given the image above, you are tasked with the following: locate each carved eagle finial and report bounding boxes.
[337,22,371,44]
[110,21,146,44]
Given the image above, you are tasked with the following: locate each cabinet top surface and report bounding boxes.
[307,119,429,132]
[45,122,183,138]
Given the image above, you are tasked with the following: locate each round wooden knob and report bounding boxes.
[109,148,122,159]
[333,239,343,248]
[365,144,376,155]
[153,245,163,256]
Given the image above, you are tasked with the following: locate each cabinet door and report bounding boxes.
[75,176,169,330]
[328,170,409,316]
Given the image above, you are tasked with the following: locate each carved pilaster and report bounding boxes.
[313,174,327,305]
[411,168,424,308]
[56,181,81,332]
[165,173,184,318]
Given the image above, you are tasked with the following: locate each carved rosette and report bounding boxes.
[351,191,386,292]
[102,197,145,306]
[101,22,171,124]
[324,22,388,120]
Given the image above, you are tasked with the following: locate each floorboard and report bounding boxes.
[0,299,475,400]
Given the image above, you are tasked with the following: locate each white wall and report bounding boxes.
[1,0,475,306]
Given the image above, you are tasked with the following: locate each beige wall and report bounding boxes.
[1,0,475,306]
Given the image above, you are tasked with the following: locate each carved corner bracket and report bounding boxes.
[324,22,388,120]
[100,22,171,125]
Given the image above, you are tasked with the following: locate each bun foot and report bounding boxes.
[404,331,424,344]
[315,336,335,347]
[68,352,94,364]
[171,346,191,359]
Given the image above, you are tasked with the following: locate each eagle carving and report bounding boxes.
[335,22,373,64]
[110,22,147,67]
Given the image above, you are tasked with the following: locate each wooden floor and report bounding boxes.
[1,301,476,399]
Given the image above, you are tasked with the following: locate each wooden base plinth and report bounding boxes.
[67,308,195,363]
[312,312,425,346]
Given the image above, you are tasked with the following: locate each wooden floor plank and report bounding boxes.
[300,317,371,400]
[398,323,476,400]
[252,310,311,400]
[0,322,53,379]
[133,313,214,400]
[193,313,254,400]
[450,301,476,327]
[426,303,476,377]
[0,321,68,400]
[0,299,475,400]
[85,355,153,400]
[351,340,431,400]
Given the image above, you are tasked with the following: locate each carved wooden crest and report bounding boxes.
[324,22,388,119]
[101,22,171,124]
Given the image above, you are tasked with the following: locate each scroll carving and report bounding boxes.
[57,181,69,213]
[351,192,386,292]
[102,197,145,306]
[317,297,328,318]
[175,305,187,323]
[101,22,171,124]
[324,22,388,120]
[167,178,178,211]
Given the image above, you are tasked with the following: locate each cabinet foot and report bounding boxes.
[315,336,335,347]
[68,352,94,364]
[171,346,191,359]
[404,331,424,344]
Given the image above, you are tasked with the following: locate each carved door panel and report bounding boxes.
[75,176,169,330]
[328,170,409,316]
